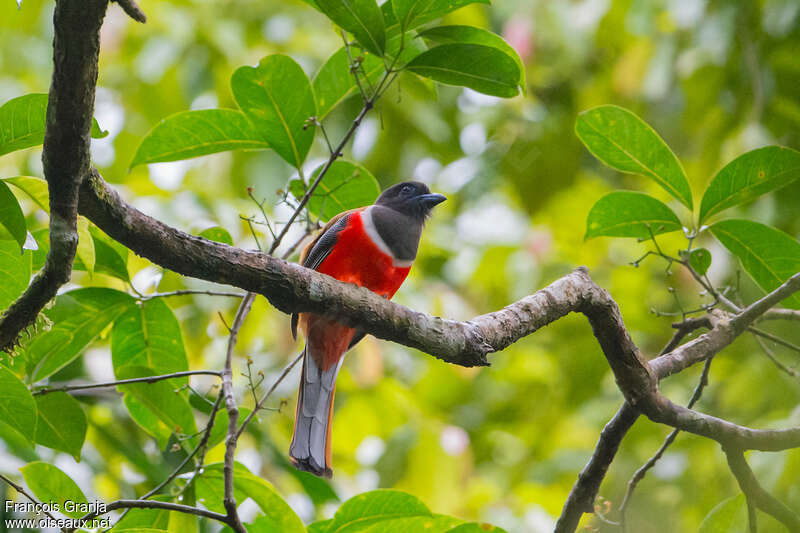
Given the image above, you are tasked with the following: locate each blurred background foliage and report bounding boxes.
[1,0,799,531]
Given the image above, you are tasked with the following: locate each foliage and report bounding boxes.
[0,0,799,532]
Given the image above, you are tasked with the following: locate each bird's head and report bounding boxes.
[375,181,446,220]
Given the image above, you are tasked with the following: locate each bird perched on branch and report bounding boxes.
[289,181,446,477]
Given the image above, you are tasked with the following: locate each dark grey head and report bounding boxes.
[375,181,446,221]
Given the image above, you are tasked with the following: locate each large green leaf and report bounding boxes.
[19,462,88,518]
[313,47,385,120]
[576,105,693,209]
[418,25,525,93]
[710,219,800,309]
[391,0,489,30]
[124,393,173,448]
[698,494,747,533]
[34,391,87,460]
[316,0,386,57]
[584,191,682,239]
[0,365,37,444]
[130,109,269,168]
[195,463,304,533]
[0,94,107,157]
[0,240,30,311]
[231,55,317,169]
[92,229,130,281]
[289,160,380,221]
[27,288,134,381]
[0,179,27,249]
[406,44,521,98]
[699,146,800,224]
[117,366,197,437]
[324,490,432,531]
[111,298,189,382]
[3,176,49,212]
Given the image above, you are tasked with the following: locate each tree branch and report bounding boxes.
[221,293,253,533]
[554,403,639,533]
[724,448,800,531]
[0,0,108,352]
[33,370,222,395]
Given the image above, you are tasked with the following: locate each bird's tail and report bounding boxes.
[289,345,342,478]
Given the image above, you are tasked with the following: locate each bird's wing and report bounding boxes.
[291,208,364,339]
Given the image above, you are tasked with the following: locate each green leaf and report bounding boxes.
[698,494,747,533]
[710,219,800,309]
[0,240,31,311]
[124,393,173,448]
[391,0,489,30]
[196,463,304,533]
[92,230,130,282]
[576,105,693,209]
[130,109,269,168]
[313,47,385,120]
[34,391,87,460]
[699,146,800,224]
[308,519,333,533]
[289,160,381,221]
[4,176,49,212]
[584,191,682,239]
[111,299,189,381]
[0,179,27,249]
[325,490,432,531]
[76,216,95,275]
[231,55,317,169]
[0,94,106,157]
[117,366,197,437]
[688,248,712,276]
[0,365,37,444]
[418,25,525,93]
[198,226,234,246]
[27,288,134,381]
[406,44,521,98]
[316,0,386,57]
[19,462,88,519]
[448,522,507,532]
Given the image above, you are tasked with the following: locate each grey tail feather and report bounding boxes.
[289,345,341,478]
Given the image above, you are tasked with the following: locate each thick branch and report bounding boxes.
[0,0,108,351]
[554,403,639,533]
[75,178,800,452]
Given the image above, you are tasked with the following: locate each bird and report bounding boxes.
[289,181,446,477]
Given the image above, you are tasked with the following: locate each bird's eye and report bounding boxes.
[400,185,413,195]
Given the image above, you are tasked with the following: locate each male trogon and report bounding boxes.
[289,181,446,477]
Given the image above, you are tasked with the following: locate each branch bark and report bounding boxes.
[0,0,108,352]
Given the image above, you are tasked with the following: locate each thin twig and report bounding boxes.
[33,370,222,395]
[724,448,800,531]
[139,290,244,300]
[754,335,799,379]
[0,473,59,521]
[619,357,714,527]
[113,0,146,23]
[221,293,254,533]
[236,352,303,440]
[748,326,800,355]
